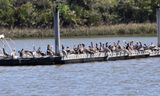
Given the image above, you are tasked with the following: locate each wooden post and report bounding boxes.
[54,5,60,55]
[157,8,160,47]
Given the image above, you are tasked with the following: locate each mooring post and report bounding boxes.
[157,7,160,47]
[54,5,60,56]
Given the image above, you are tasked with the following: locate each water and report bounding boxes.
[0,37,160,96]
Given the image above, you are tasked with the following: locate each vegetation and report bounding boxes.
[0,0,159,38]
[0,23,156,38]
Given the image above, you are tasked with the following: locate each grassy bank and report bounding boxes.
[0,23,157,38]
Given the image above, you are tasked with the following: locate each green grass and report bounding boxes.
[0,23,157,38]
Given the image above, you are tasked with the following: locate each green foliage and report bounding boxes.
[59,3,78,27]
[0,0,159,28]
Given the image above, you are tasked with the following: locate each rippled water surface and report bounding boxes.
[0,37,160,96]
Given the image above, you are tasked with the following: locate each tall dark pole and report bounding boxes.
[54,5,60,55]
[157,7,160,47]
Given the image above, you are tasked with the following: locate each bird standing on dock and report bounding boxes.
[18,49,33,58]
[37,47,46,56]
[47,44,55,56]
[2,48,10,57]
[11,49,18,59]
[61,45,68,58]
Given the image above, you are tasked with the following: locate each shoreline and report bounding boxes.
[0,23,156,39]
[9,34,157,39]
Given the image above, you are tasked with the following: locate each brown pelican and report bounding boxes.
[47,44,55,56]
[18,49,33,58]
[2,48,10,57]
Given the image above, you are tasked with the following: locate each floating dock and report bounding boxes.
[0,50,160,66]
[0,57,59,66]
[58,51,155,64]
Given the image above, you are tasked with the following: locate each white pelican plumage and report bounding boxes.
[0,34,5,39]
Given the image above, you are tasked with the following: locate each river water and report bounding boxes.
[0,37,160,96]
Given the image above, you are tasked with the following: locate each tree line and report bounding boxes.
[0,0,159,28]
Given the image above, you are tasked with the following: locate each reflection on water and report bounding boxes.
[0,37,160,96]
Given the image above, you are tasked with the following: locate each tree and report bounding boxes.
[0,0,15,27]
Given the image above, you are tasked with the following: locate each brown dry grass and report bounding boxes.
[0,23,156,38]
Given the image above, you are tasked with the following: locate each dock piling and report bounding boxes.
[157,7,160,47]
[54,5,60,55]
